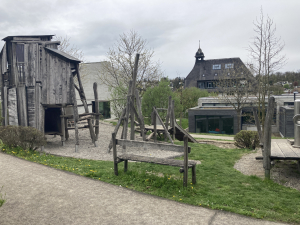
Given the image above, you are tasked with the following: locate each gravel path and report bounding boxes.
[234,149,300,191]
[42,122,184,161]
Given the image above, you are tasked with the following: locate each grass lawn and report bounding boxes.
[1,143,300,224]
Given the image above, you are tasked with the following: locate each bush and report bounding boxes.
[234,130,259,149]
[0,126,46,150]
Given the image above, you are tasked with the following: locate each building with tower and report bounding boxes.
[184,44,251,92]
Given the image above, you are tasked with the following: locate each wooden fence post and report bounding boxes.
[263,96,275,179]
[112,132,118,176]
[93,82,99,141]
[183,135,188,187]
[253,107,263,144]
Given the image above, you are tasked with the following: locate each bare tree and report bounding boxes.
[98,30,163,116]
[216,62,256,132]
[248,8,287,130]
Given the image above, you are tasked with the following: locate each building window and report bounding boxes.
[225,63,234,69]
[215,73,218,76]
[203,74,205,77]
[207,82,213,88]
[212,64,221,70]
[227,73,230,76]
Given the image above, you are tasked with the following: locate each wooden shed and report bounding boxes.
[0,35,96,146]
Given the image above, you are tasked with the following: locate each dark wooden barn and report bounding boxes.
[0,35,97,148]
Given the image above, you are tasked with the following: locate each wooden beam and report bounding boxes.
[130,54,140,140]
[165,96,172,140]
[123,80,133,150]
[107,108,126,153]
[112,132,118,176]
[153,107,173,144]
[93,82,99,140]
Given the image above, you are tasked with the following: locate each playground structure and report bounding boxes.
[0,35,100,151]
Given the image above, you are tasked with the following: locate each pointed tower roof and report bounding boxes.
[195,41,204,60]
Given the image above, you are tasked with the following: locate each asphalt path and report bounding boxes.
[0,152,288,225]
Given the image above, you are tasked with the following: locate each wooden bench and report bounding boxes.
[112,133,196,186]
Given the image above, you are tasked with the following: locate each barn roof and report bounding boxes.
[2,35,54,41]
[45,47,81,63]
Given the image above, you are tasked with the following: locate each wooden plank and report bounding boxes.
[16,85,27,126]
[46,51,51,104]
[35,83,42,131]
[172,100,176,141]
[8,87,18,126]
[24,44,29,86]
[165,96,172,140]
[61,61,67,104]
[117,154,196,167]
[28,43,37,86]
[270,142,285,158]
[27,87,36,128]
[277,142,299,159]
[116,138,190,153]
[11,42,18,86]
[41,45,48,104]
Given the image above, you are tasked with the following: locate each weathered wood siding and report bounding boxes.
[8,87,18,125]
[16,85,27,126]
[42,51,72,105]
[27,87,36,128]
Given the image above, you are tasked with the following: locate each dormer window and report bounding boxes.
[225,63,234,69]
[212,64,221,70]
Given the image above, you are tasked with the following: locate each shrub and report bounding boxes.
[0,186,5,208]
[234,130,259,149]
[0,126,46,150]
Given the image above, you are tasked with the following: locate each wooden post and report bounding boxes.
[70,73,80,151]
[112,132,118,176]
[153,107,173,144]
[172,100,176,141]
[130,54,140,140]
[107,108,126,153]
[135,89,145,141]
[61,107,65,146]
[124,160,128,172]
[16,85,27,126]
[263,96,275,179]
[165,96,172,141]
[93,82,99,140]
[183,135,188,187]
[253,107,263,144]
[123,81,132,151]
[153,110,157,142]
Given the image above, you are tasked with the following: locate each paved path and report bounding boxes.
[0,153,288,225]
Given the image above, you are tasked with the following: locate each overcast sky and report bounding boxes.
[0,0,299,78]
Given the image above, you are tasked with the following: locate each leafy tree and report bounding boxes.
[283,83,290,89]
[176,87,209,117]
[293,81,298,87]
[142,79,181,124]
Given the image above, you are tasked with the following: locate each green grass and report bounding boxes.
[1,144,300,224]
[0,186,5,207]
[195,138,234,142]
